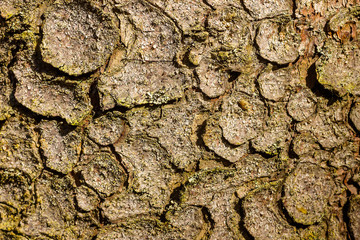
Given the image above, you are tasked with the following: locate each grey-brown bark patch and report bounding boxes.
[41,0,119,76]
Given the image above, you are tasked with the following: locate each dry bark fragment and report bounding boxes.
[348,195,360,240]
[243,182,299,240]
[19,173,78,238]
[39,120,82,174]
[282,163,335,225]
[220,90,266,146]
[256,20,300,65]
[147,101,202,170]
[98,61,188,109]
[203,114,249,163]
[12,51,92,126]
[87,111,124,146]
[81,152,126,197]
[287,88,317,121]
[41,0,119,76]
[0,116,42,179]
[75,185,100,212]
[316,40,360,96]
[243,0,293,20]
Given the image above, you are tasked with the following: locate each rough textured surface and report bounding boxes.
[39,120,82,174]
[87,111,124,146]
[282,163,335,225]
[243,0,293,19]
[41,0,119,76]
[349,195,360,240]
[0,0,360,239]
[256,20,300,65]
[12,51,92,125]
[80,152,126,197]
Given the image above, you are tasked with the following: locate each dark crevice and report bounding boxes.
[306,62,340,105]
[41,167,67,178]
[89,80,101,114]
[95,104,129,118]
[343,197,354,240]
[347,100,358,134]
[159,184,186,223]
[288,138,301,159]
[70,170,83,187]
[228,71,241,82]
[201,206,215,237]
[195,117,207,149]
[276,199,308,229]
[248,143,278,159]
[109,144,130,190]
[291,0,297,19]
[202,0,216,11]
[237,198,255,240]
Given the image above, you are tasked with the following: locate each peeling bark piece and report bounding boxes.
[87,111,124,146]
[96,219,182,240]
[19,173,78,238]
[118,1,180,61]
[292,133,320,156]
[348,195,360,240]
[251,103,291,155]
[75,185,100,212]
[166,206,208,240]
[256,20,300,65]
[0,116,42,179]
[282,163,334,225]
[296,111,351,149]
[13,53,92,126]
[184,169,239,206]
[298,222,327,240]
[101,192,154,221]
[208,192,242,240]
[156,0,211,33]
[0,169,31,210]
[183,158,279,208]
[203,114,249,163]
[331,141,359,169]
[81,152,126,197]
[181,170,243,239]
[197,57,230,98]
[220,91,266,146]
[287,89,316,121]
[39,120,82,174]
[207,7,262,74]
[98,61,188,109]
[235,154,282,178]
[197,61,229,98]
[350,102,360,132]
[243,182,299,240]
[316,41,360,96]
[114,136,180,209]
[257,68,288,101]
[41,0,119,76]
[243,0,293,19]
[147,103,202,170]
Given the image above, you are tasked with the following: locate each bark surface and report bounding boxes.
[0,0,360,239]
